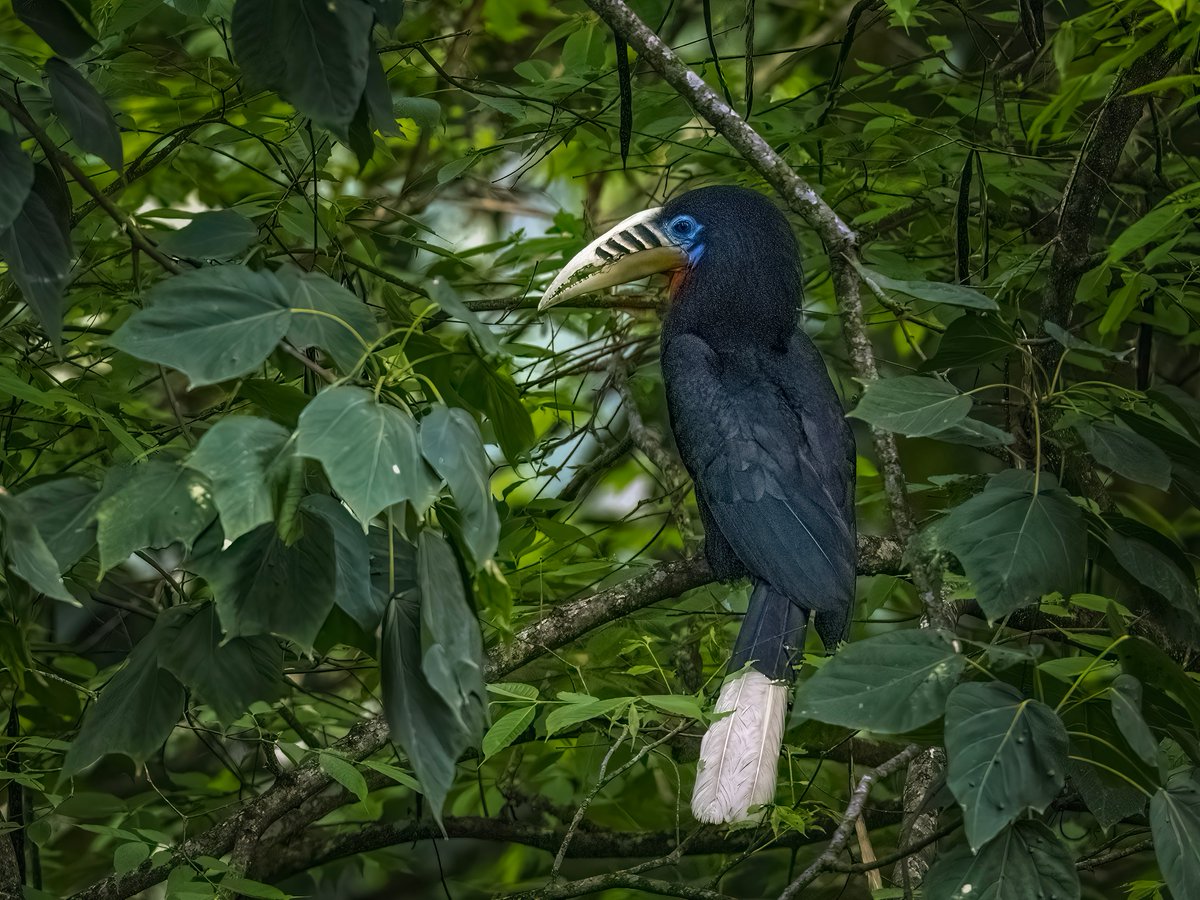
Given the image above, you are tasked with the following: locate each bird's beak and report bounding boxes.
[538,207,688,311]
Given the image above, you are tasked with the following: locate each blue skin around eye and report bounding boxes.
[667,215,706,263]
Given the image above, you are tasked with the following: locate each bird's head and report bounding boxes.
[538,186,800,341]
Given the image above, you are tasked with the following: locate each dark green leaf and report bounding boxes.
[366,0,405,28]
[1078,421,1171,491]
[158,210,257,260]
[110,265,291,388]
[944,682,1068,849]
[1068,759,1147,829]
[417,532,487,736]
[1110,674,1159,765]
[280,268,377,375]
[157,603,283,725]
[1150,773,1200,900]
[849,376,971,437]
[427,277,501,356]
[13,0,95,57]
[17,476,99,571]
[457,357,536,462]
[368,524,417,616]
[185,416,293,542]
[379,531,486,822]
[231,0,375,135]
[319,753,369,803]
[46,57,123,169]
[192,519,336,649]
[921,315,1016,371]
[0,131,34,232]
[61,633,185,778]
[420,406,499,567]
[932,417,1015,448]
[94,462,216,574]
[791,629,965,733]
[0,169,73,344]
[296,386,438,525]
[939,469,1084,619]
[300,494,376,632]
[365,53,402,137]
[0,490,74,602]
[856,262,998,310]
[1117,637,1200,735]
[393,96,441,130]
[1108,532,1199,624]
[1044,321,1129,359]
[924,821,1080,900]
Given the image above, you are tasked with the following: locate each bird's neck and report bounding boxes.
[662,252,800,352]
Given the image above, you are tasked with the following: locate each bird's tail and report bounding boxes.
[691,584,807,825]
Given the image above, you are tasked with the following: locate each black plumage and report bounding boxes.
[658,186,856,679]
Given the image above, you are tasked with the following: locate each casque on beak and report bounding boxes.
[538,207,689,311]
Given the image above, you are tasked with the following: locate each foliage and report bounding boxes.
[0,0,1198,897]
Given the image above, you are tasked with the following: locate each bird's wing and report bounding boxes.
[662,333,856,640]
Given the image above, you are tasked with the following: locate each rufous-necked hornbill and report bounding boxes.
[539,186,856,824]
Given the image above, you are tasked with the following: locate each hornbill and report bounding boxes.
[539,186,856,824]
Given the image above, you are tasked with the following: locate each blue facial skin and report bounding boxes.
[665,214,706,265]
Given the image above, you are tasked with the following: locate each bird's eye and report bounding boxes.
[671,216,696,237]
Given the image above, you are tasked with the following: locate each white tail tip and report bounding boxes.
[690,669,788,824]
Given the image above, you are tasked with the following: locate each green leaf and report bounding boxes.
[417,532,487,735]
[296,386,438,525]
[944,682,1068,850]
[157,603,283,725]
[426,277,501,356]
[365,53,402,137]
[1108,532,1199,625]
[300,494,377,632]
[1110,674,1159,765]
[232,0,375,135]
[113,842,150,874]
[932,417,1015,448]
[393,96,441,130]
[1078,421,1171,491]
[158,210,257,260]
[939,469,1084,619]
[1150,773,1200,900]
[366,0,405,28]
[921,315,1016,371]
[924,821,1080,900]
[849,376,971,437]
[381,532,485,822]
[110,265,291,388]
[13,0,95,58]
[1117,637,1200,735]
[368,524,417,622]
[192,519,336,650]
[0,131,34,232]
[360,759,420,791]
[46,57,123,170]
[420,406,499,567]
[280,268,377,375]
[215,876,287,900]
[186,416,294,542]
[457,356,535,462]
[319,753,369,803]
[791,629,965,733]
[1043,321,1129,359]
[1068,759,1147,830]
[61,633,186,778]
[17,477,99,571]
[1107,203,1186,265]
[642,694,706,719]
[94,462,215,574]
[545,697,632,736]
[0,491,75,602]
[0,169,72,344]
[855,262,998,310]
[482,706,536,759]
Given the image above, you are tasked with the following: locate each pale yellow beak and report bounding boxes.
[538,207,688,311]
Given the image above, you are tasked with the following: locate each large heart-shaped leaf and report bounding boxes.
[921,315,1016,371]
[300,494,376,632]
[849,376,971,437]
[420,405,499,567]
[110,265,291,388]
[280,268,377,375]
[158,210,258,260]
[924,821,1079,900]
[944,681,1068,850]
[94,462,216,574]
[17,476,99,572]
[855,262,998,310]
[231,0,375,135]
[939,469,1084,619]
[192,519,336,650]
[791,629,965,733]
[186,416,294,542]
[296,386,438,526]
[1078,420,1171,491]
[1150,773,1200,900]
